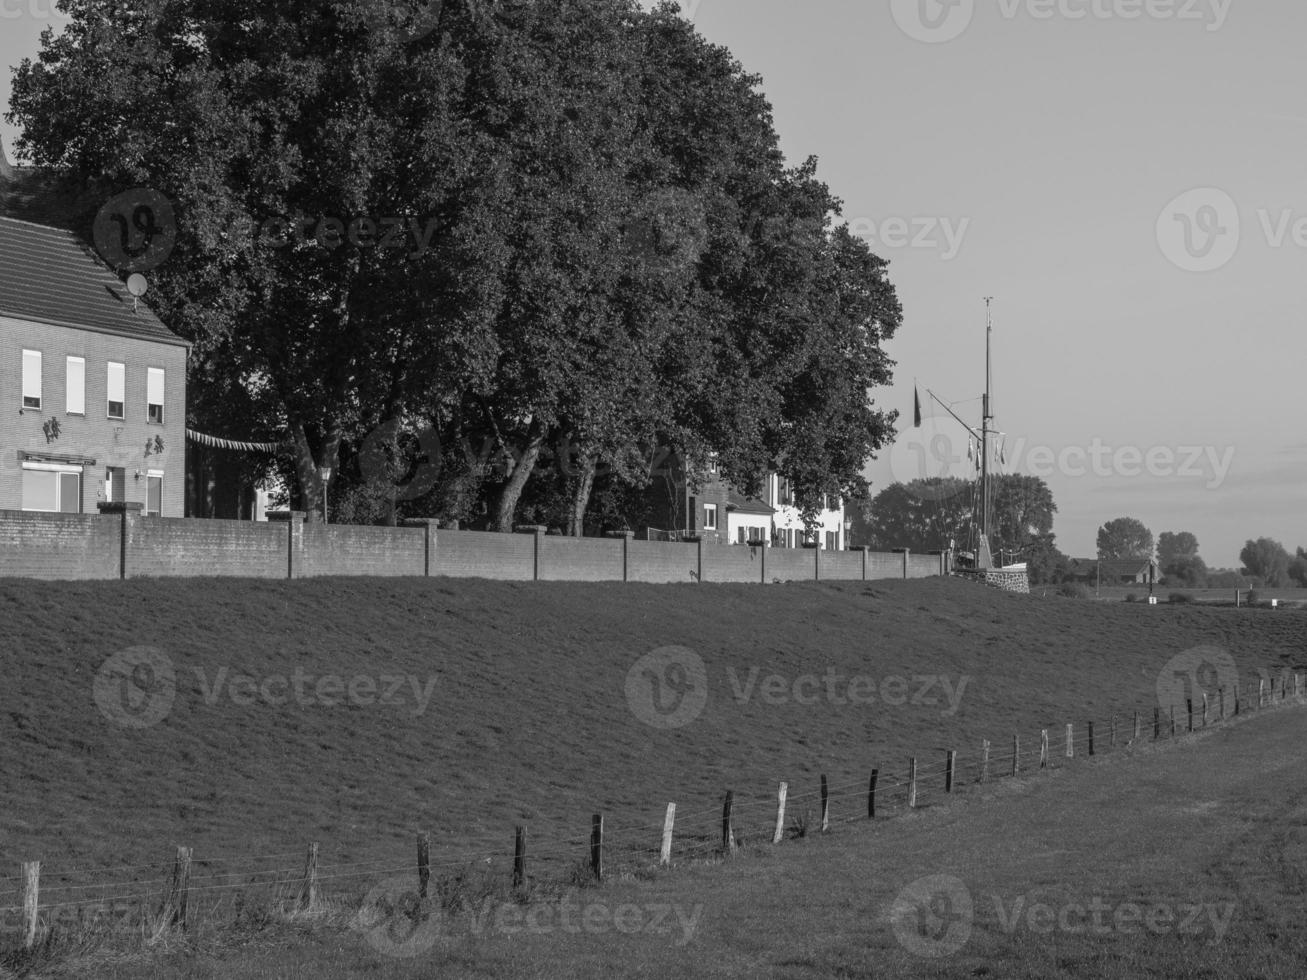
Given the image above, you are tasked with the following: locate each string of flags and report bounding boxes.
[186,428,283,453]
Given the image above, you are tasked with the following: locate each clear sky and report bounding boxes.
[4,1,1304,566]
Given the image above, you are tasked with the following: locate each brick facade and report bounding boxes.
[0,314,187,517]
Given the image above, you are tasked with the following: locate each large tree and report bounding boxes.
[990,474,1056,557]
[1156,531,1200,577]
[10,0,901,529]
[1240,538,1291,587]
[1096,517,1154,561]
[853,478,972,553]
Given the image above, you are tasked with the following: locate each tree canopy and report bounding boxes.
[8,0,902,527]
[1240,538,1291,587]
[1096,517,1154,561]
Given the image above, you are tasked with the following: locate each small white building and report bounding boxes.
[765,474,846,550]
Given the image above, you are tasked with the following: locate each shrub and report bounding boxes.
[1246,590,1260,608]
[1058,582,1092,599]
[1169,592,1194,604]
[1125,593,1137,603]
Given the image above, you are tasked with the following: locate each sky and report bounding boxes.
[3,1,1304,566]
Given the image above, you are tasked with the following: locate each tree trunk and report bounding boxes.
[490,422,545,532]
[290,421,342,523]
[568,452,597,537]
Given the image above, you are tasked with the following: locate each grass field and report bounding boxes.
[0,575,1304,977]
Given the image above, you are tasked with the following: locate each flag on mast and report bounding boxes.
[913,386,922,428]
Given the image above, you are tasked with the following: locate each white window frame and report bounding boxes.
[21,462,82,513]
[703,503,718,530]
[66,357,85,415]
[22,350,41,410]
[146,367,165,424]
[107,362,125,419]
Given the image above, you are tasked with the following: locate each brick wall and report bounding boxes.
[701,542,760,583]
[297,523,425,579]
[627,540,697,583]
[432,529,535,581]
[0,509,118,579]
[128,516,285,578]
[907,554,943,579]
[538,536,624,582]
[0,509,948,585]
[0,315,187,516]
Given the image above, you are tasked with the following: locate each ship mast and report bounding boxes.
[978,297,995,569]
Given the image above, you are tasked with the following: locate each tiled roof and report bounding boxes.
[725,490,775,515]
[0,214,186,348]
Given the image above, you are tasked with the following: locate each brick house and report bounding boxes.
[0,214,188,516]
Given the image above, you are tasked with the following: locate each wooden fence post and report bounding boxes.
[300,842,319,912]
[1066,724,1074,759]
[590,814,604,882]
[908,758,918,808]
[1259,679,1267,707]
[1234,686,1241,716]
[1040,730,1049,769]
[1110,715,1117,748]
[165,846,192,931]
[1170,705,1176,736]
[1012,735,1020,777]
[722,791,736,855]
[945,751,956,793]
[773,783,788,845]
[820,775,830,833]
[513,826,527,890]
[1202,693,1209,727]
[1187,698,1193,733]
[980,740,991,783]
[1219,687,1225,720]
[21,861,38,950]
[1134,710,1141,741]
[660,803,676,866]
[1088,721,1095,756]
[868,770,878,819]
[417,834,430,899]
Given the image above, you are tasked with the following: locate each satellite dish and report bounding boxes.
[126,274,149,297]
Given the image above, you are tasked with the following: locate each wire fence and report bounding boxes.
[3,670,1302,949]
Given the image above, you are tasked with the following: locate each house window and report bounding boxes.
[66,357,85,415]
[147,472,164,516]
[147,368,165,424]
[826,530,838,551]
[107,362,125,419]
[21,463,81,513]
[737,527,746,545]
[778,477,792,506]
[22,350,41,409]
[703,504,718,530]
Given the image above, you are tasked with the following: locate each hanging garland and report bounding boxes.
[186,428,284,453]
